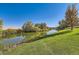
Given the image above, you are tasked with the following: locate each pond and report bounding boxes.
[0,30,57,47]
[46,30,57,35]
[0,36,25,46]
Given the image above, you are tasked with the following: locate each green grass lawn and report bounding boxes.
[2,28,79,55]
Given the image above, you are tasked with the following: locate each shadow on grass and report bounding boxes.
[21,30,72,43]
[75,33,79,35]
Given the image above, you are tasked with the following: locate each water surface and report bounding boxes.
[0,30,57,46]
[0,36,24,46]
[46,30,57,35]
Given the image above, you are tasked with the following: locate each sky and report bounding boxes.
[0,3,78,29]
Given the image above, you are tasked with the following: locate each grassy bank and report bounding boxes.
[2,28,79,55]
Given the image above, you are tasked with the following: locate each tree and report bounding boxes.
[40,23,47,29]
[35,24,41,28]
[22,21,41,32]
[35,23,48,31]
[22,21,33,32]
[65,4,78,30]
[58,19,67,30]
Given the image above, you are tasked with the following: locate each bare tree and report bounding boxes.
[65,4,78,30]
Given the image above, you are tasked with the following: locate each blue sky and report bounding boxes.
[0,3,78,29]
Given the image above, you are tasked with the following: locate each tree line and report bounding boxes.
[22,21,49,32]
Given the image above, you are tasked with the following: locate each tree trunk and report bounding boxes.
[71,25,73,30]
